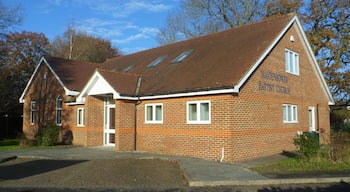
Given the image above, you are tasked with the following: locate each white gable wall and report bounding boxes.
[76,71,120,103]
[88,76,115,95]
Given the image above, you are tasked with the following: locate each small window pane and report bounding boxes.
[290,53,293,73]
[283,105,287,121]
[146,106,153,121]
[155,105,162,121]
[78,110,82,124]
[77,108,84,126]
[287,105,292,121]
[31,101,36,124]
[171,49,194,64]
[57,111,62,124]
[189,104,197,121]
[124,64,135,72]
[56,96,62,125]
[200,103,209,121]
[285,51,289,71]
[295,54,299,74]
[292,106,297,121]
[147,55,167,68]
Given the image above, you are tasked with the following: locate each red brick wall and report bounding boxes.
[133,23,331,162]
[85,96,104,146]
[22,63,72,139]
[136,95,235,161]
[115,100,135,151]
[67,105,87,146]
[229,24,330,161]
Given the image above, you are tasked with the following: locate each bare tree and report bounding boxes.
[51,27,122,63]
[156,0,263,45]
[0,0,22,36]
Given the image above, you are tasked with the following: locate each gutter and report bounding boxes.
[134,76,142,151]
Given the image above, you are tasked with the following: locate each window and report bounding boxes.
[171,49,194,64]
[147,55,168,68]
[285,49,299,75]
[30,100,36,125]
[187,101,210,124]
[77,108,84,126]
[123,64,135,72]
[283,104,298,123]
[56,96,62,126]
[145,104,163,123]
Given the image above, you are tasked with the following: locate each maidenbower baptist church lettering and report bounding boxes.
[259,69,290,94]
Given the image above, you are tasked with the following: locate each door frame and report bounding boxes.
[308,106,316,132]
[104,97,116,146]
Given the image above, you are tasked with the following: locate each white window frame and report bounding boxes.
[285,49,299,75]
[77,108,85,127]
[56,96,62,126]
[145,103,163,124]
[30,100,36,125]
[187,100,211,124]
[283,104,298,123]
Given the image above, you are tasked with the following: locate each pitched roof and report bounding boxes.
[45,57,100,92]
[96,69,140,96]
[101,14,295,97]
[19,57,99,103]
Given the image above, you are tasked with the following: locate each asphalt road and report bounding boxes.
[1,158,350,192]
[1,183,350,192]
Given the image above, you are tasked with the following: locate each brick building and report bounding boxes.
[20,14,334,162]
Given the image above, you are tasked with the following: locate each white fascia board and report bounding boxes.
[65,101,85,106]
[234,16,297,92]
[293,17,335,105]
[19,56,79,103]
[65,89,80,96]
[19,58,45,103]
[19,57,51,103]
[137,88,237,100]
[44,58,78,96]
[76,71,119,103]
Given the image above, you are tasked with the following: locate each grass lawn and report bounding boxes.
[0,139,22,150]
[252,156,350,175]
[0,139,69,150]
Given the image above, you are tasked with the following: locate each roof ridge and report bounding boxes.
[186,13,296,40]
[103,13,295,64]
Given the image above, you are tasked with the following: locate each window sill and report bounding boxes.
[145,121,163,124]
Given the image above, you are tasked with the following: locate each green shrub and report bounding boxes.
[37,124,59,146]
[294,132,320,160]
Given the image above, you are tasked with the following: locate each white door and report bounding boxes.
[104,105,115,146]
[309,106,316,132]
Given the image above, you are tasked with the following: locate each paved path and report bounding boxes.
[1,146,350,188]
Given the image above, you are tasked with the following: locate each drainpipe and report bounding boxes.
[316,104,320,132]
[134,77,142,151]
[220,147,224,162]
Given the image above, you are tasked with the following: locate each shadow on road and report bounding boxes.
[0,159,86,180]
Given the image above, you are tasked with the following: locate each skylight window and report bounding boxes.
[123,64,135,72]
[171,49,194,64]
[147,55,168,68]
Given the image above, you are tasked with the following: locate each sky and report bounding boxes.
[3,0,180,54]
